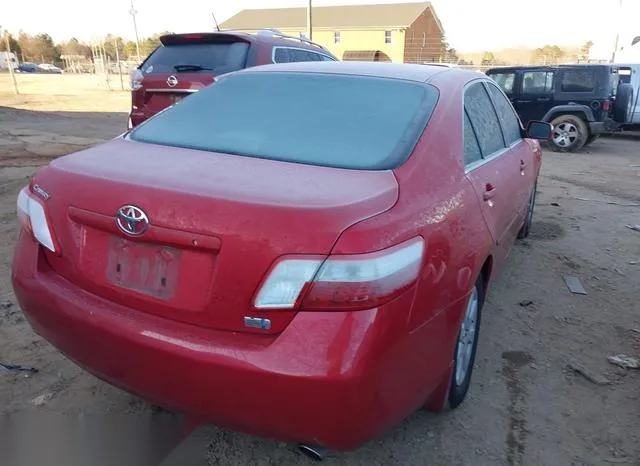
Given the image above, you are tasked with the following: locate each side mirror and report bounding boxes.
[525,121,552,140]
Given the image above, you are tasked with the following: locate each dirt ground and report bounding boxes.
[1,79,639,466]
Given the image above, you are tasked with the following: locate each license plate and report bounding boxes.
[106,236,181,299]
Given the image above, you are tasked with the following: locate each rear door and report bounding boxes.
[513,69,555,125]
[463,81,521,266]
[486,81,534,232]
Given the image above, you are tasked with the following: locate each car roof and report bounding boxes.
[235,61,480,83]
[487,64,612,73]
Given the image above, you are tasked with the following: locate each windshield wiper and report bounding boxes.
[173,64,213,72]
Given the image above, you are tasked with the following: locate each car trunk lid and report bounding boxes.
[34,139,399,334]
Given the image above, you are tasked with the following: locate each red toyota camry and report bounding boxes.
[12,62,550,455]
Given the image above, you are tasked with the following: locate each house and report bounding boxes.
[220,2,445,64]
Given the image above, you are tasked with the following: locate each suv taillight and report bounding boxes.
[17,187,58,253]
[254,238,424,311]
[602,100,611,111]
[130,68,144,91]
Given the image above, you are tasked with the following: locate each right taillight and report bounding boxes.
[253,237,424,312]
[602,100,611,111]
[17,187,57,253]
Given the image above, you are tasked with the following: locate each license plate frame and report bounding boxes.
[106,236,181,299]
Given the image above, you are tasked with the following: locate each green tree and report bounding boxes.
[18,32,60,64]
[481,51,496,65]
[0,33,22,57]
[579,40,594,62]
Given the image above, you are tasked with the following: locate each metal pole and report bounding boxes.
[611,0,623,63]
[2,28,19,95]
[307,0,312,40]
[114,38,124,90]
[130,0,141,63]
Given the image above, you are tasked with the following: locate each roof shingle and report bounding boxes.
[220,2,441,31]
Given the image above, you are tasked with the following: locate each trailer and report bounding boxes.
[0,51,18,70]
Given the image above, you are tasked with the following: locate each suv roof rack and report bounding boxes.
[255,29,327,51]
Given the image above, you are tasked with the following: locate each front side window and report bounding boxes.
[130,73,439,170]
[385,31,392,44]
[521,71,554,94]
[487,83,522,145]
[464,82,506,157]
[561,69,596,92]
[488,72,516,94]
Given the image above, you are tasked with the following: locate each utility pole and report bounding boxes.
[307,0,313,40]
[611,0,623,63]
[129,0,141,63]
[114,38,124,90]
[1,26,19,95]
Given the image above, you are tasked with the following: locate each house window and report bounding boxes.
[385,30,392,44]
[334,31,340,44]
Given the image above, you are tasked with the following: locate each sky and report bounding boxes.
[1,0,639,57]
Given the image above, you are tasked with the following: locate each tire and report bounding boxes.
[583,134,599,146]
[448,276,485,409]
[549,115,588,152]
[613,83,634,123]
[518,182,537,239]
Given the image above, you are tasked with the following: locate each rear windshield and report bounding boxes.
[128,72,438,170]
[140,42,249,74]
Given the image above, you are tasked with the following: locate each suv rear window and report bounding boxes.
[561,69,596,92]
[129,72,438,170]
[140,42,249,74]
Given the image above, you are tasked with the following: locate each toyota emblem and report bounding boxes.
[116,205,149,236]
[167,75,178,87]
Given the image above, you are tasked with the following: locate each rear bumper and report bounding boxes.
[11,234,450,450]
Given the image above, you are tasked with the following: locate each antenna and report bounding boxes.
[212,12,221,31]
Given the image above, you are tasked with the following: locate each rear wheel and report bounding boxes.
[550,115,588,152]
[448,276,484,409]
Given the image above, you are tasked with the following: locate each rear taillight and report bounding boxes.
[130,68,144,91]
[602,100,611,111]
[254,237,424,311]
[17,188,57,253]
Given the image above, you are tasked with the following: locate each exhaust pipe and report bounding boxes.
[298,444,327,461]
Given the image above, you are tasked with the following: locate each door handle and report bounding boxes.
[537,97,551,102]
[483,184,496,201]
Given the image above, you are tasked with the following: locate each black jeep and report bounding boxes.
[486,64,634,152]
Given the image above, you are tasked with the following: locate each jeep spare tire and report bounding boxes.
[613,83,634,123]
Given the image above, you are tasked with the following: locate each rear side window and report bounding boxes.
[129,73,438,170]
[561,69,596,92]
[488,72,516,94]
[140,42,249,74]
[273,47,334,63]
[464,82,505,156]
[522,71,554,94]
[487,83,522,145]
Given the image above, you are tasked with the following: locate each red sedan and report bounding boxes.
[12,62,550,456]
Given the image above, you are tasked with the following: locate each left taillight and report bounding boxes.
[17,187,57,253]
[253,237,425,312]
